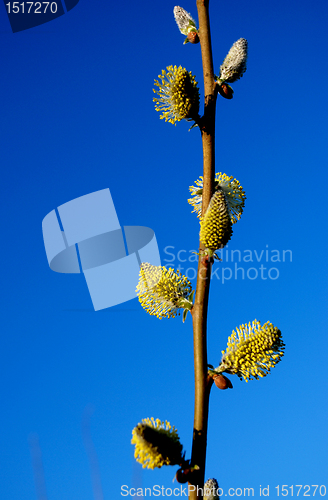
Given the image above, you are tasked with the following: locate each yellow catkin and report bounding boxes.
[131,418,183,469]
[153,66,199,125]
[136,263,192,319]
[218,320,285,382]
[188,172,246,223]
[200,190,233,251]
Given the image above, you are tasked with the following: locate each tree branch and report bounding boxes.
[189,1,217,499]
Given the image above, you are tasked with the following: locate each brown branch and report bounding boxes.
[189,1,217,499]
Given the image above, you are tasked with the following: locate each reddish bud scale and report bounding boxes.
[187,31,199,44]
[213,374,233,390]
[218,83,234,99]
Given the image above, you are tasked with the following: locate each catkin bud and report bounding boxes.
[173,6,199,44]
[204,478,220,500]
[219,38,248,83]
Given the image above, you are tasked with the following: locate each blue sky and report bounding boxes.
[0,0,327,499]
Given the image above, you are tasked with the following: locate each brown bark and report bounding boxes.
[189,1,218,499]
